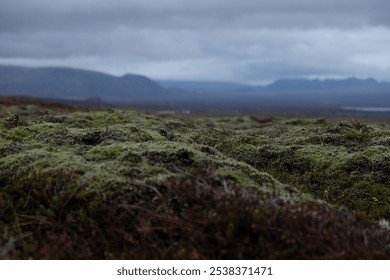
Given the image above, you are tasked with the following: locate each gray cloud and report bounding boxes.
[1,0,390,83]
[2,0,390,32]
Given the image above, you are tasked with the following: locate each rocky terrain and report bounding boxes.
[0,97,389,259]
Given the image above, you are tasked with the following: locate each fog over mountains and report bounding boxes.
[0,65,389,112]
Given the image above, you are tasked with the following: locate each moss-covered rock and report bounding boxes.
[1,101,390,259]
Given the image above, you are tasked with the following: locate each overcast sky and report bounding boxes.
[1,0,390,84]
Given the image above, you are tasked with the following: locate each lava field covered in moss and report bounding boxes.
[1,98,390,259]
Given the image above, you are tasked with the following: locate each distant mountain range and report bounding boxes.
[0,65,389,111]
[0,65,172,103]
[160,77,389,93]
[158,78,390,109]
[157,80,252,93]
[264,77,384,91]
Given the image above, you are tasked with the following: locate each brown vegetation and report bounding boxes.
[2,170,389,259]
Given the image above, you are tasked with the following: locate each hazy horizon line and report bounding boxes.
[0,63,388,86]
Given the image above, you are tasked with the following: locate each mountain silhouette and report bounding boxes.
[1,65,389,110]
[0,65,169,102]
[264,77,382,91]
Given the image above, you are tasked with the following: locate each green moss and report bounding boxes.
[63,112,94,128]
[1,104,390,259]
[179,117,390,219]
[216,168,261,188]
[84,144,125,161]
[3,127,31,142]
[189,127,235,147]
[120,150,143,164]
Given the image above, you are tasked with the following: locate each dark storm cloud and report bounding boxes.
[1,0,390,32]
[1,0,390,82]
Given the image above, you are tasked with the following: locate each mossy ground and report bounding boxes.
[1,98,390,259]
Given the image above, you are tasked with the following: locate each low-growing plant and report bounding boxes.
[2,170,390,259]
[1,100,390,259]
